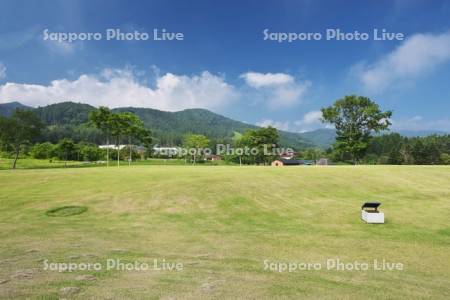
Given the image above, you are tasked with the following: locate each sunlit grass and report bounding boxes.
[0,165,449,299]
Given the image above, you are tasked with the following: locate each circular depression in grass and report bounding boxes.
[46,206,88,217]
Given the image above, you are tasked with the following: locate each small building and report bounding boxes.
[135,146,147,160]
[271,159,304,166]
[279,151,296,160]
[317,158,330,165]
[205,154,222,161]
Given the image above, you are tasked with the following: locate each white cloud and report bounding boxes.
[240,71,311,109]
[256,119,291,131]
[0,69,309,111]
[0,62,6,79]
[299,110,322,125]
[391,116,450,132]
[294,110,328,132]
[256,111,329,133]
[0,67,317,118]
[240,72,294,88]
[256,113,450,135]
[357,31,450,92]
[0,68,238,111]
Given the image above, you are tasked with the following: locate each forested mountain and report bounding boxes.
[114,106,256,145]
[36,102,95,125]
[3,101,449,149]
[0,101,314,149]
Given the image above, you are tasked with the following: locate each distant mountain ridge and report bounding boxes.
[3,101,446,148]
[0,101,315,149]
[298,128,336,148]
[0,102,32,116]
[297,128,450,147]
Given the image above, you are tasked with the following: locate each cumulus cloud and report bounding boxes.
[240,72,294,88]
[0,62,6,79]
[356,31,450,92]
[256,119,291,131]
[257,113,450,135]
[240,72,311,109]
[298,110,322,125]
[294,110,328,132]
[0,68,238,111]
[391,116,450,132]
[256,111,329,133]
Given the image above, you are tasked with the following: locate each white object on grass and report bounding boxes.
[361,202,385,224]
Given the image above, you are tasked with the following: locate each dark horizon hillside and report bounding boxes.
[0,101,33,116]
[3,101,447,149]
[0,101,315,149]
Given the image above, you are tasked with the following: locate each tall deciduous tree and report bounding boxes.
[240,126,279,165]
[119,112,149,166]
[136,127,152,160]
[109,113,128,167]
[183,134,210,164]
[57,138,76,167]
[89,107,113,166]
[90,109,150,167]
[0,110,42,169]
[321,95,392,164]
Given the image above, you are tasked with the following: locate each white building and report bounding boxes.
[99,144,127,150]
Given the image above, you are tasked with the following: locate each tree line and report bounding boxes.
[178,127,280,165]
[1,95,449,168]
[319,95,450,165]
[364,133,450,165]
[0,107,281,168]
[89,107,151,167]
[0,107,151,169]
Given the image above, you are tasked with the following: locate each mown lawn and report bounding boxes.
[0,158,94,170]
[0,158,227,170]
[0,165,449,299]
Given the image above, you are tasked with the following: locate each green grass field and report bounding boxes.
[0,158,228,170]
[1,165,449,299]
[0,158,95,170]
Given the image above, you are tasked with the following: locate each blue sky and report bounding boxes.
[0,0,450,132]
